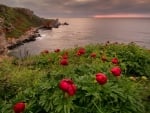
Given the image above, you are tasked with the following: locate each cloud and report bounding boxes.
[0,0,150,17]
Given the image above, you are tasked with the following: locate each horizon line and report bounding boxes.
[93,14,150,18]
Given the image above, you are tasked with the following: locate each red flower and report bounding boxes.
[44,50,49,53]
[60,59,68,65]
[76,48,85,56]
[90,53,96,58]
[13,102,25,113]
[96,73,108,85]
[59,79,70,92]
[111,66,122,77]
[101,56,107,62]
[111,58,119,64]
[59,79,77,96]
[41,50,49,54]
[62,54,68,59]
[76,51,81,56]
[54,49,60,53]
[67,84,77,96]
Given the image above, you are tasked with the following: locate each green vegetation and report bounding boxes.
[0,4,44,38]
[0,43,150,113]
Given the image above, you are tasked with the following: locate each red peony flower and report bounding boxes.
[54,49,60,53]
[44,50,49,53]
[60,59,68,66]
[101,56,107,62]
[41,50,49,54]
[76,48,85,56]
[76,51,81,56]
[59,79,70,92]
[111,66,122,77]
[111,58,119,64]
[59,79,77,96]
[96,73,108,85]
[90,53,96,58]
[62,54,68,59]
[67,84,77,96]
[13,102,25,113]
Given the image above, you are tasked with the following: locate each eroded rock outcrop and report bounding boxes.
[0,32,7,55]
[0,4,63,56]
[6,28,40,50]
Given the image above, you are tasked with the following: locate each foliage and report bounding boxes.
[104,43,150,76]
[0,43,150,113]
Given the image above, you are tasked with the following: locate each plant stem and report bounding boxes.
[93,101,104,113]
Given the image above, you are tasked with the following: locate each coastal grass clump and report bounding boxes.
[0,43,150,113]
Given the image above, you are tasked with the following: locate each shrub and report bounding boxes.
[0,43,149,113]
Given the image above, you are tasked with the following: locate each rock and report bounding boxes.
[62,22,69,25]
[0,31,7,55]
[0,48,5,54]
[5,28,39,50]
[41,19,61,29]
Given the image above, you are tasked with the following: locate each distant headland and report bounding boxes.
[0,4,68,55]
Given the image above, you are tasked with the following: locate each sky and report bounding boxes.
[0,0,150,18]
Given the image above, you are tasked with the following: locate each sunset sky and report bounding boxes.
[0,0,150,18]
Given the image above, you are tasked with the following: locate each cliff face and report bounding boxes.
[0,4,47,55]
[0,4,59,55]
[0,16,6,54]
[0,33,6,54]
[0,20,6,54]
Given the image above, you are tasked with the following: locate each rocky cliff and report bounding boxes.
[0,4,55,55]
[0,4,45,38]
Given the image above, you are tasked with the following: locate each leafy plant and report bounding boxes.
[0,43,149,113]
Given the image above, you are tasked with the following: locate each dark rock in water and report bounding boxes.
[41,27,52,30]
[41,18,61,29]
[63,22,69,25]
[7,43,17,49]
[37,33,40,37]
[16,40,23,44]
[28,36,36,41]
[22,38,28,43]
[35,33,41,37]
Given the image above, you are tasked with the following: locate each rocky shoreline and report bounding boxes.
[0,19,69,57]
[0,4,69,58]
[6,27,40,50]
[5,20,69,51]
[0,27,41,56]
[0,27,41,61]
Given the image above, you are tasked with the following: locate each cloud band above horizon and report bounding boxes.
[0,0,150,18]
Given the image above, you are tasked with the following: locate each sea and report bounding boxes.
[11,18,150,57]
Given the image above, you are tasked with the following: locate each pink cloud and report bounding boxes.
[93,14,150,18]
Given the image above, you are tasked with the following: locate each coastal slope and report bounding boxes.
[0,4,44,39]
[0,4,55,55]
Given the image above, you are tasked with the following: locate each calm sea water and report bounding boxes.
[11,18,150,56]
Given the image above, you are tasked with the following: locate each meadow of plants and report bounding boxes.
[0,42,150,113]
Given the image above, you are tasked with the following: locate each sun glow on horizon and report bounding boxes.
[93,14,150,18]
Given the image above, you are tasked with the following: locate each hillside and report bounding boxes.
[0,4,58,55]
[0,4,45,39]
